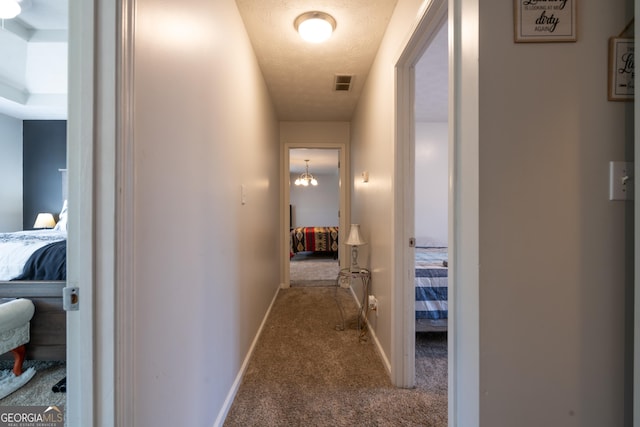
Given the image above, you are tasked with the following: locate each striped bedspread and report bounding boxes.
[415,247,448,321]
[290,226,339,254]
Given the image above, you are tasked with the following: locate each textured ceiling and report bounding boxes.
[0,1,448,125]
[0,0,68,119]
[236,0,398,121]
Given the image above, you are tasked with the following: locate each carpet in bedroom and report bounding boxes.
[0,360,66,407]
[289,252,339,287]
[224,287,447,426]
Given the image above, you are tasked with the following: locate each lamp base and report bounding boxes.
[350,246,360,273]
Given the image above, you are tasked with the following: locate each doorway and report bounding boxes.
[413,15,449,398]
[288,149,341,287]
[394,0,480,424]
[282,143,348,288]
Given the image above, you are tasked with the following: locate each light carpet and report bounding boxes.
[290,252,340,287]
[0,367,36,400]
[0,360,65,407]
[224,287,447,426]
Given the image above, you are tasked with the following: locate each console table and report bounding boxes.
[334,267,371,340]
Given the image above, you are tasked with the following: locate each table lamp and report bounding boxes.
[345,224,367,272]
[33,213,56,229]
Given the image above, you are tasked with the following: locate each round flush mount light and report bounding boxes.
[0,0,21,19]
[294,11,336,44]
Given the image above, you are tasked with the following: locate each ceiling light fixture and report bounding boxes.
[294,160,318,186]
[0,0,20,19]
[294,11,336,44]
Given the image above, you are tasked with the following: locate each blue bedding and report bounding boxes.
[415,247,448,322]
[13,240,66,281]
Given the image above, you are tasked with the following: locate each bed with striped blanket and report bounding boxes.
[415,247,448,332]
[290,226,339,256]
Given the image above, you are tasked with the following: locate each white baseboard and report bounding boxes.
[348,287,391,376]
[212,285,281,427]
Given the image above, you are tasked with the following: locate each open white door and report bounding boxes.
[394,0,480,425]
[66,0,95,424]
[66,0,118,425]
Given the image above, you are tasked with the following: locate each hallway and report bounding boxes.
[224,287,447,426]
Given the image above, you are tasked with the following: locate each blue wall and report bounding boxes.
[23,120,67,229]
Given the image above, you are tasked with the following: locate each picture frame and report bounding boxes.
[608,37,634,101]
[514,0,577,43]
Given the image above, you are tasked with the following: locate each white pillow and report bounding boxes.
[54,200,68,232]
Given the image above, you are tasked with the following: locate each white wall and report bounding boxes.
[0,114,22,232]
[290,172,339,227]
[350,0,424,368]
[131,1,280,425]
[352,0,633,425]
[280,122,350,144]
[478,0,633,425]
[415,122,447,247]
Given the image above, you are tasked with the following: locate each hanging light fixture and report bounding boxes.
[294,160,318,187]
[0,0,21,19]
[294,11,336,44]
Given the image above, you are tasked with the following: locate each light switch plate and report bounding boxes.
[609,161,634,200]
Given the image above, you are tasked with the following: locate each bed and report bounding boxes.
[0,202,68,361]
[415,247,448,332]
[290,226,339,256]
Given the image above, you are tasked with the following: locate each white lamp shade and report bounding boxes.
[33,213,56,229]
[0,0,21,19]
[345,224,366,246]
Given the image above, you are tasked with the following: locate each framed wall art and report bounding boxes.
[608,37,634,101]
[514,0,577,43]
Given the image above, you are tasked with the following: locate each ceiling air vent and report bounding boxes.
[334,74,353,92]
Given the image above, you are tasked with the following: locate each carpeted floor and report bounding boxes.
[0,360,66,407]
[290,252,340,286]
[224,287,447,426]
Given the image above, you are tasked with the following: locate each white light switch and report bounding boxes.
[241,184,247,205]
[609,161,634,200]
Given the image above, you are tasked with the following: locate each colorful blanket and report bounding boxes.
[290,227,339,255]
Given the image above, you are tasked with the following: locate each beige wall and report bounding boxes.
[131,0,280,424]
[353,0,633,425]
[350,0,424,371]
[280,121,350,144]
[479,0,633,425]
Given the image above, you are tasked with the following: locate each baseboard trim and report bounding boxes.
[213,285,281,427]
[348,287,392,376]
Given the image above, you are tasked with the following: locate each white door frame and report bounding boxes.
[67,0,120,425]
[281,143,349,288]
[66,0,96,424]
[393,0,447,389]
[394,0,479,425]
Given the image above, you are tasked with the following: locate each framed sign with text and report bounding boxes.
[514,0,577,43]
[608,37,634,101]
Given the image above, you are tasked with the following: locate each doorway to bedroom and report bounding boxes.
[412,15,449,402]
[288,148,341,287]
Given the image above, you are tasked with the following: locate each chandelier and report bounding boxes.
[294,160,318,186]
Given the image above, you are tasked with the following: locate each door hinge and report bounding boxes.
[409,237,416,247]
[63,286,79,311]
